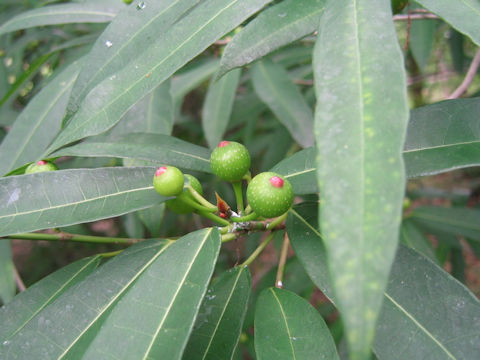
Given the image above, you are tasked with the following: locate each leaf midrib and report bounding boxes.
[201,267,244,360]
[0,184,154,221]
[270,289,297,360]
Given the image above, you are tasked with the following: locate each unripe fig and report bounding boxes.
[153,166,184,196]
[246,172,293,218]
[210,141,251,182]
[25,160,58,174]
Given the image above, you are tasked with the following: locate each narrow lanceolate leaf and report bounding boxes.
[67,0,202,115]
[109,81,174,136]
[252,59,314,148]
[202,69,241,149]
[0,167,164,237]
[183,266,251,360]
[49,0,273,154]
[410,206,480,242]
[171,60,220,106]
[255,287,339,360]
[0,3,122,36]
[0,255,101,342]
[71,229,220,360]
[52,133,212,173]
[404,98,480,178]
[271,147,316,195]
[313,1,408,357]
[0,59,81,177]
[218,0,325,78]
[0,239,172,359]
[416,0,480,46]
[287,203,480,360]
[0,242,15,305]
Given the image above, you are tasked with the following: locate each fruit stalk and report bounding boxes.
[232,181,245,213]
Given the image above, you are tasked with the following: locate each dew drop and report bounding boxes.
[136,1,146,10]
[2,340,10,346]
[105,40,113,48]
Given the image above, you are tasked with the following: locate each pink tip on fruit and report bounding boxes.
[37,160,47,166]
[218,141,230,147]
[155,166,167,177]
[270,176,284,188]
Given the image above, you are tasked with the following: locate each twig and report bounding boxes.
[394,14,439,21]
[275,232,290,288]
[1,232,143,245]
[242,232,276,267]
[13,265,26,292]
[448,48,480,99]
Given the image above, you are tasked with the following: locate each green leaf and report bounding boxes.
[0,167,165,237]
[274,97,480,189]
[50,0,272,154]
[416,0,480,46]
[52,133,212,173]
[251,59,314,148]
[254,287,339,360]
[109,81,174,136]
[0,255,101,341]
[0,3,122,36]
[410,206,480,242]
[287,203,480,360]
[218,0,325,78]
[0,241,15,305]
[183,266,251,360]
[0,59,81,177]
[67,0,202,115]
[171,59,220,107]
[72,229,220,359]
[404,98,480,178]
[202,68,241,149]
[400,219,437,264]
[409,3,436,72]
[312,1,408,356]
[270,147,316,195]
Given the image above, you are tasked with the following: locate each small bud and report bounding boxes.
[218,141,230,147]
[36,160,47,166]
[270,176,284,188]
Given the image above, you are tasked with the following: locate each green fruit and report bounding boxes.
[246,172,293,218]
[153,166,184,196]
[25,160,58,174]
[391,0,408,14]
[210,141,251,182]
[166,174,203,214]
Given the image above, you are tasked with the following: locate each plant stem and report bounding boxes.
[266,211,288,230]
[231,212,258,223]
[242,232,276,267]
[232,181,244,213]
[197,210,230,226]
[244,204,252,214]
[13,265,26,292]
[187,185,217,210]
[180,196,216,213]
[275,232,290,288]
[221,233,237,243]
[2,232,142,245]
